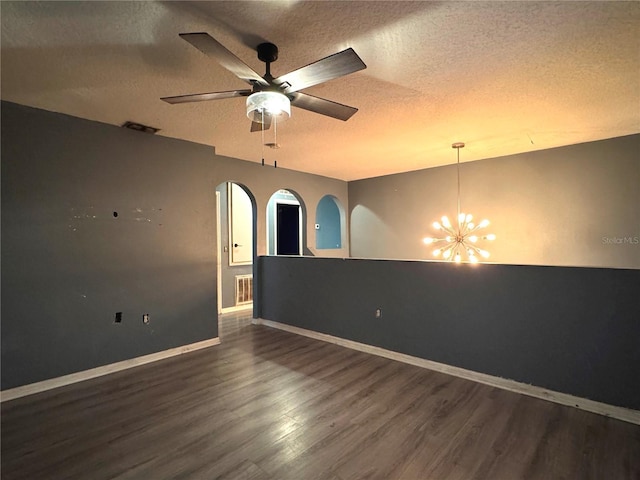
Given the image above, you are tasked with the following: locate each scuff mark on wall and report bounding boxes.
[67,206,165,230]
[132,207,163,223]
[68,206,96,231]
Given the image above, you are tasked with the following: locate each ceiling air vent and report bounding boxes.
[121,121,160,134]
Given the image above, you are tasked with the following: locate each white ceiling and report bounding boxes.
[2,1,638,181]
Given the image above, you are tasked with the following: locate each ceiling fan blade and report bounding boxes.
[161,89,252,104]
[179,33,269,87]
[289,92,359,121]
[250,116,272,132]
[274,48,366,94]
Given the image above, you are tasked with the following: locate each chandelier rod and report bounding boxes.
[457,145,461,221]
[453,142,464,222]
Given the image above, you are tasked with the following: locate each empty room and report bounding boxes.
[1,1,639,479]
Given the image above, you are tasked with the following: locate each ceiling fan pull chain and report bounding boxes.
[261,109,265,166]
[273,115,278,168]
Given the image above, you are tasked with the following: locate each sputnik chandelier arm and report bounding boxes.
[422,142,495,263]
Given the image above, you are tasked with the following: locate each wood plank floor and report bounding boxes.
[2,312,640,479]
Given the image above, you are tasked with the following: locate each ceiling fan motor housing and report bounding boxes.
[257,42,279,64]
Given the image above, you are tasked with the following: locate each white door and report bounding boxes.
[229,183,252,265]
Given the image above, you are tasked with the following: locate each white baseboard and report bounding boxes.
[221,304,253,314]
[1,337,221,403]
[253,318,640,425]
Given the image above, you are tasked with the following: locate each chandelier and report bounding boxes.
[422,142,495,263]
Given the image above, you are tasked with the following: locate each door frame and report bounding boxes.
[216,190,223,314]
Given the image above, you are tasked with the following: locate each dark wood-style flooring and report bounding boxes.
[2,312,639,479]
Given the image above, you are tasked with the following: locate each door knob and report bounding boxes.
[234,243,242,247]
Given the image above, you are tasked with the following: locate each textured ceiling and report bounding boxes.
[1,1,638,181]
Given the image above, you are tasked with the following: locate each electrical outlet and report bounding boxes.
[375,308,382,318]
[142,313,150,324]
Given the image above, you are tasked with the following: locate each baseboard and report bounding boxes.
[0,337,221,403]
[221,304,253,314]
[253,318,640,425]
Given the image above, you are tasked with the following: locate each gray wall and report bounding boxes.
[259,256,640,410]
[349,135,640,269]
[1,102,348,390]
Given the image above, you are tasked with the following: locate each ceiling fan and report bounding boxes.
[161,33,366,132]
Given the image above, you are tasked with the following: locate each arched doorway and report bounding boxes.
[266,189,307,256]
[215,182,256,314]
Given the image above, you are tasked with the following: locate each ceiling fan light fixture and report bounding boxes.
[246,91,290,123]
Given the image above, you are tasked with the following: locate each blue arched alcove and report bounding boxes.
[315,195,342,249]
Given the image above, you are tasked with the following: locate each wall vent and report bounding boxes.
[121,121,160,134]
[235,274,253,305]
